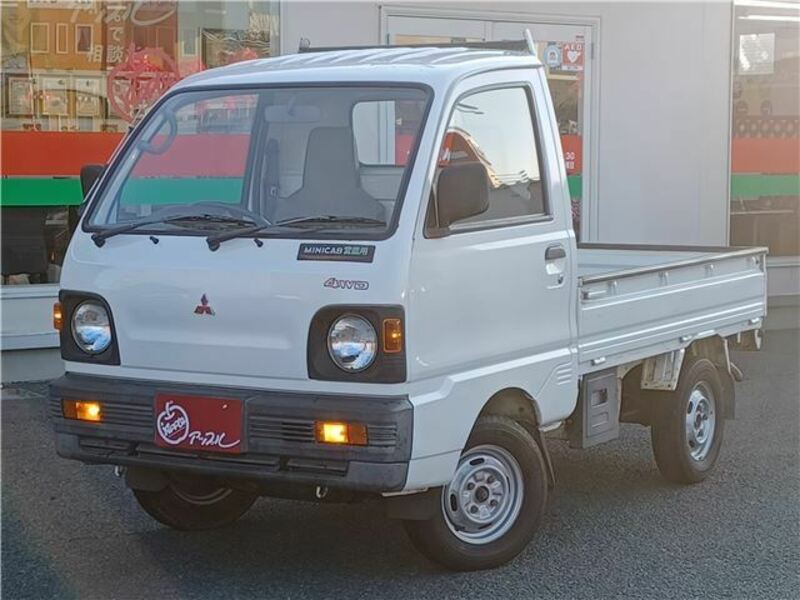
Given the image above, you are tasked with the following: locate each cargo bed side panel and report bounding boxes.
[577,249,767,373]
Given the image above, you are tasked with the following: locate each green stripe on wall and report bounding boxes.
[120,178,243,205]
[567,175,582,198]
[2,174,799,207]
[730,174,800,197]
[0,178,83,206]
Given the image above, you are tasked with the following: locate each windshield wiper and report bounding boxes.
[205,215,386,251]
[276,215,387,228]
[205,220,273,251]
[92,213,256,247]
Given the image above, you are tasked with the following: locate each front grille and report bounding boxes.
[248,415,398,449]
[249,415,315,444]
[367,424,398,448]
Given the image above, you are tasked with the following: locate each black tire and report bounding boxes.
[133,475,257,531]
[650,357,726,484]
[403,415,548,571]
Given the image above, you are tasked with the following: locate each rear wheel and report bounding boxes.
[403,416,548,571]
[651,357,725,484]
[133,475,257,530]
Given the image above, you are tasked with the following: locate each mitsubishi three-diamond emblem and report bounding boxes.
[194,294,215,316]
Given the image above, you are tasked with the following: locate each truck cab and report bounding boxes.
[50,42,766,571]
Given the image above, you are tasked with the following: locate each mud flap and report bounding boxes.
[125,466,168,492]
[567,368,620,449]
[531,427,556,489]
[385,488,439,520]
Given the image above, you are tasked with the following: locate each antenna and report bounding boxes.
[524,29,537,57]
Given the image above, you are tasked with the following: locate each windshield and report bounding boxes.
[87,86,431,238]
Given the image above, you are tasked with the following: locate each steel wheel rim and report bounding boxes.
[171,482,233,506]
[685,381,717,461]
[441,444,525,545]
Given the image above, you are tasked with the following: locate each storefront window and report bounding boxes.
[1,0,279,285]
[730,1,800,257]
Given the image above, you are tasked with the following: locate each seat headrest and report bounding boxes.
[302,127,360,189]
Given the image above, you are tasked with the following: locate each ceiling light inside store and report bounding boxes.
[739,14,800,21]
[735,0,800,10]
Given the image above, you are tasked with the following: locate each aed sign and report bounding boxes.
[561,42,584,72]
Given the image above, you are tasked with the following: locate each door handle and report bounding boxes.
[545,245,567,261]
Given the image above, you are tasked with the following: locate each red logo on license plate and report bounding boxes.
[154,394,242,454]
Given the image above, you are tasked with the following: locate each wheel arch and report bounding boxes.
[686,336,736,419]
[473,387,555,489]
[629,336,736,421]
[477,387,542,428]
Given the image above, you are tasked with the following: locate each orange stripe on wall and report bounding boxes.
[7,131,794,179]
[731,138,800,174]
[1,132,125,176]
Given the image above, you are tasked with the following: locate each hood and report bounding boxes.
[61,232,407,384]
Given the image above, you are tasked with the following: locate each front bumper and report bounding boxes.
[49,373,413,492]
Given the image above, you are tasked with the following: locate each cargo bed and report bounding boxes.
[576,244,768,374]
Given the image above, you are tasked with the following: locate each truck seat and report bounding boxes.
[272,127,385,222]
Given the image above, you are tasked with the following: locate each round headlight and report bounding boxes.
[72,301,112,354]
[327,315,377,373]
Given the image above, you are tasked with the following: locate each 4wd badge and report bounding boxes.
[324,277,369,291]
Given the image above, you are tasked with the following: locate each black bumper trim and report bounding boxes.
[50,373,412,492]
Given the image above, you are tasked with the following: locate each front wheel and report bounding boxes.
[133,475,257,531]
[403,416,548,571]
[650,357,726,484]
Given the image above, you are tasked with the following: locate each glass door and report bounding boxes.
[385,15,594,240]
[492,22,592,240]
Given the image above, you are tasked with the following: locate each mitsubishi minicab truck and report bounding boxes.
[49,39,767,571]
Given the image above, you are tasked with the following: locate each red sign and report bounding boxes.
[561,135,583,175]
[107,44,180,123]
[154,394,243,454]
[562,42,584,72]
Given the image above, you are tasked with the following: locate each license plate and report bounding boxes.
[154,394,243,454]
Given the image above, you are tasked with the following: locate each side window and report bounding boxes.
[436,86,547,227]
[353,99,426,167]
[352,96,427,203]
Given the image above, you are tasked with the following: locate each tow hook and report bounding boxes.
[114,466,127,478]
[315,485,329,500]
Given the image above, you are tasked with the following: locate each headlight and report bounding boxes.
[71,301,112,354]
[327,315,377,372]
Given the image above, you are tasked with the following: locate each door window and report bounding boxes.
[434,86,547,228]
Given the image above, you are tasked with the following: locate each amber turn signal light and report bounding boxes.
[315,421,368,446]
[382,318,403,353]
[53,302,63,331]
[62,400,102,423]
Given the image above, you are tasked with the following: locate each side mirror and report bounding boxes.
[80,164,105,199]
[435,162,489,230]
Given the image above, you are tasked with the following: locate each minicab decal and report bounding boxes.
[298,243,375,263]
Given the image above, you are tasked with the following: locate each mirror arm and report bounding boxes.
[426,225,450,239]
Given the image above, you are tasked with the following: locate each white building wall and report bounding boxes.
[281,0,733,247]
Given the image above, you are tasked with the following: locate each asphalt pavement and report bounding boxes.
[2,330,798,599]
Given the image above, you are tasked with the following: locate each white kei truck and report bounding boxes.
[50,39,767,571]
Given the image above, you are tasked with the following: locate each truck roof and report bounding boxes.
[174,46,542,91]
